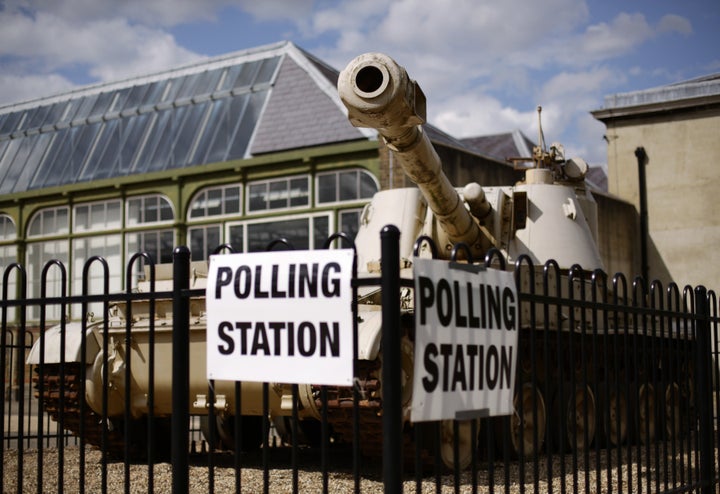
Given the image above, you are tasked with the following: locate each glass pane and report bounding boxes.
[88,92,114,118]
[42,101,70,127]
[254,56,281,85]
[268,180,287,209]
[25,105,50,129]
[127,198,141,226]
[124,84,150,110]
[169,102,208,169]
[339,171,358,201]
[203,97,241,164]
[289,177,309,207]
[176,73,202,100]
[56,208,69,234]
[109,87,132,113]
[313,216,329,248]
[13,133,52,192]
[160,198,173,221]
[0,136,34,194]
[84,120,119,181]
[225,186,241,214]
[360,172,378,198]
[207,188,222,216]
[232,61,261,90]
[133,110,170,173]
[0,111,23,134]
[228,224,243,253]
[227,91,266,160]
[32,127,71,189]
[140,81,167,107]
[189,190,206,218]
[340,210,361,239]
[248,183,266,212]
[73,93,98,121]
[247,218,309,252]
[318,174,336,203]
[118,113,151,175]
[160,230,174,263]
[74,205,89,232]
[72,122,102,179]
[106,201,121,228]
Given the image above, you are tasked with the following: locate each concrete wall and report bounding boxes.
[602,107,720,289]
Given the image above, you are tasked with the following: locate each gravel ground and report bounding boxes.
[2,443,709,494]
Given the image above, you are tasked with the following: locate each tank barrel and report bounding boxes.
[338,53,487,255]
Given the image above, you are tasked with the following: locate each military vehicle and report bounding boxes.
[27,52,690,469]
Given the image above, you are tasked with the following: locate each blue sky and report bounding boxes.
[0,0,717,168]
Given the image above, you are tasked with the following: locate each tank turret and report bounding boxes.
[338,53,490,262]
[339,52,604,272]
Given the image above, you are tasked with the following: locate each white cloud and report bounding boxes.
[0,74,76,106]
[657,14,692,35]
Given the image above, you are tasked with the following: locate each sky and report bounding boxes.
[0,0,717,169]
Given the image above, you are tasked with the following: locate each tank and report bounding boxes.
[26,52,690,469]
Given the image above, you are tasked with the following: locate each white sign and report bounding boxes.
[206,249,354,386]
[411,258,519,422]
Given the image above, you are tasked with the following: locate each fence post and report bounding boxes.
[694,285,714,494]
[381,225,402,493]
[172,246,191,494]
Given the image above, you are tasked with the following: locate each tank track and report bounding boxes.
[33,362,141,459]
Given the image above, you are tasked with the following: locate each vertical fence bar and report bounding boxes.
[694,286,714,494]
[380,225,402,493]
[172,246,191,494]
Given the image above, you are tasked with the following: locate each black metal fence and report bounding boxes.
[2,228,719,493]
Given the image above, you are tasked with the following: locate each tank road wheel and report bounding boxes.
[200,414,267,452]
[440,419,479,471]
[510,383,546,457]
[664,382,681,439]
[636,383,656,444]
[559,384,596,451]
[598,388,627,446]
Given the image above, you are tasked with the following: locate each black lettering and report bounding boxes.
[486,285,501,329]
[288,265,296,297]
[236,321,252,354]
[437,279,452,327]
[418,276,434,325]
[422,343,438,392]
[254,265,268,298]
[440,343,453,391]
[299,264,318,297]
[234,266,251,298]
[453,281,467,328]
[452,344,466,391]
[271,265,286,297]
[298,322,317,356]
[466,344,478,390]
[268,321,285,355]
[217,321,234,355]
[321,262,342,297]
[287,322,295,355]
[319,321,340,357]
[486,345,499,389]
[251,322,270,355]
[467,282,480,328]
[503,286,516,329]
[214,267,233,299]
[500,346,513,389]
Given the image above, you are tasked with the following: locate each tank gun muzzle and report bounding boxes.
[338,53,489,258]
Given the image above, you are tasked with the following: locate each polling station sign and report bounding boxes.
[411,258,519,422]
[206,249,354,386]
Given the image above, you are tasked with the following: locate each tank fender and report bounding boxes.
[358,306,383,360]
[26,322,102,365]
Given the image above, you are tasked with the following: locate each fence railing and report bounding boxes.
[2,229,719,493]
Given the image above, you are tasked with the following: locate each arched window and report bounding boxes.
[126,195,175,277]
[26,207,70,321]
[187,184,242,260]
[316,169,378,204]
[0,214,17,314]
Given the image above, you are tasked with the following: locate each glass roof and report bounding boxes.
[0,53,282,194]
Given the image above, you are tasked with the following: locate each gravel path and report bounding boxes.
[2,442,708,494]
